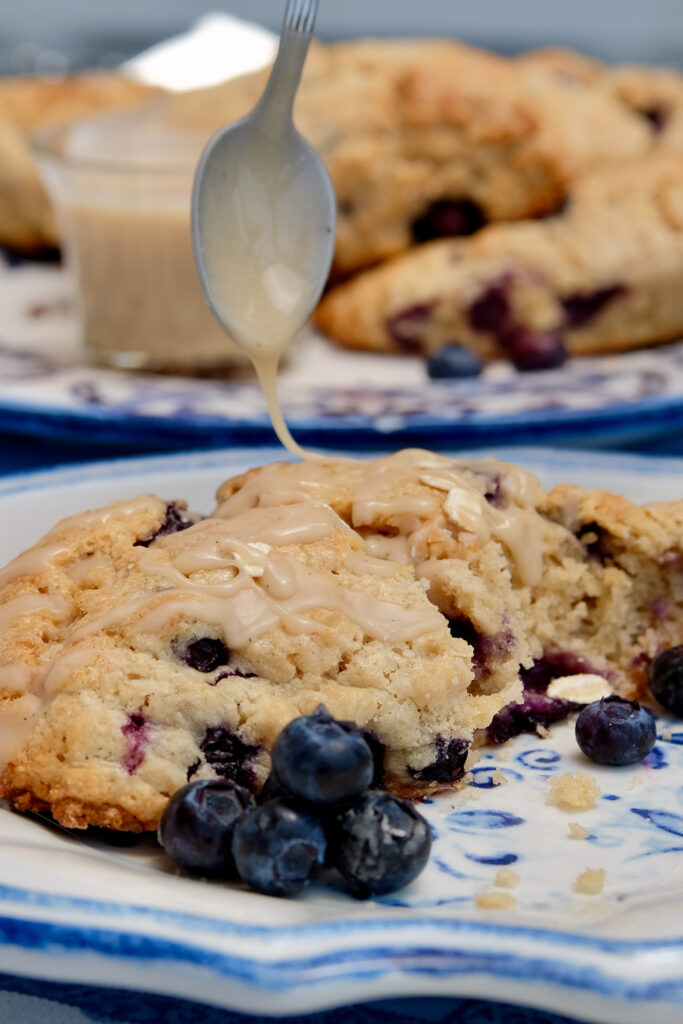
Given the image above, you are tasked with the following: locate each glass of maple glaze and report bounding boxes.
[34,107,253,375]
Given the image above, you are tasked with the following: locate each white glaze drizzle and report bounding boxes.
[0,594,68,632]
[215,449,547,586]
[67,503,442,651]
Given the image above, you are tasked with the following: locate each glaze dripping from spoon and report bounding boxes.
[191,0,335,460]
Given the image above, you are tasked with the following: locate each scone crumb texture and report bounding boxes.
[547,772,601,811]
[494,867,520,889]
[568,821,590,840]
[475,890,517,910]
[573,868,606,895]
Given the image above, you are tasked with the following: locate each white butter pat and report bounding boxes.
[546,673,612,704]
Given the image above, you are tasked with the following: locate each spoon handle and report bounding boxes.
[255,0,321,132]
[284,0,320,34]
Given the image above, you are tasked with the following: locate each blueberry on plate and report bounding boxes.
[329,790,432,899]
[158,779,255,876]
[270,706,374,807]
[575,696,657,766]
[231,799,327,898]
[426,344,482,379]
[648,645,683,716]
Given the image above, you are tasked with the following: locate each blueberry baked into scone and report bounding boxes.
[315,153,683,365]
[2,450,682,832]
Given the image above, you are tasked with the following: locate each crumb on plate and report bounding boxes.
[573,868,606,895]
[475,889,517,910]
[494,867,520,889]
[547,772,601,811]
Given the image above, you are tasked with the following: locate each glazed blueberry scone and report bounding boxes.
[169,38,649,276]
[216,450,538,715]
[217,450,683,741]
[0,488,492,830]
[315,153,683,363]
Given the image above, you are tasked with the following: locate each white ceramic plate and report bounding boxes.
[0,446,682,1024]
[5,260,683,452]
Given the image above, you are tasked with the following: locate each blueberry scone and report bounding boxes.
[0,489,491,830]
[169,38,649,276]
[315,153,683,363]
[0,73,156,252]
[518,48,683,149]
[3,450,682,832]
[217,450,683,741]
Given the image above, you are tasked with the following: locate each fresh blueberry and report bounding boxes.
[271,706,374,808]
[329,791,432,898]
[231,800,327,897]
[502,328,568,371]
[158,780,255,876]
[575,696,657,766]
[426,345,482,379]
[258,771,290,804]
[178,637,230,672]
[649,646,683,716]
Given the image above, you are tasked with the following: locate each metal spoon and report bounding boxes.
[191,0,335,375]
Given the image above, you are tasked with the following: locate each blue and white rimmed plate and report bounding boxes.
[5,260,683,451]
[1,445,683,1024]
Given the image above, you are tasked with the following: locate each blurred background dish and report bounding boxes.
[1,4,683,462]
[33,110,249,373]
[3,1,683,73]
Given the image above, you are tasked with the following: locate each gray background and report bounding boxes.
[1,1,683,74]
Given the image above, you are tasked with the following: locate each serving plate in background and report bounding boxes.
[4,259,683,453]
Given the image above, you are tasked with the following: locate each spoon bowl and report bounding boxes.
[191,0,336,360]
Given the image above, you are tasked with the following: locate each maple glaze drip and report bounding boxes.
[0,594,68,632]
[215,449,548,586]
[68,503,443,652]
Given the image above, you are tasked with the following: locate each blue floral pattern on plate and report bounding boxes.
[4,260,683,448]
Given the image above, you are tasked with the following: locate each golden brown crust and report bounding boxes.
[4,789,153,832]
